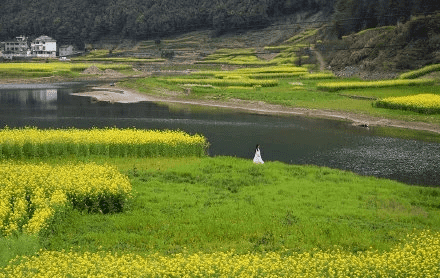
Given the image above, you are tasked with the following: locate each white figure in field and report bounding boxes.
[253,144,264,164]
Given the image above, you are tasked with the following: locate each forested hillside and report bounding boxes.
[0,0,334,48]
[0,0,438,49]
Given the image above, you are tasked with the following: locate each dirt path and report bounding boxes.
[73,85,440,135]
[312,47,326,71]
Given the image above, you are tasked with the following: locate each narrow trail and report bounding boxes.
[312,47,326,71]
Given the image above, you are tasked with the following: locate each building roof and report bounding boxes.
[34,35,56,42]
[4,36,28,43]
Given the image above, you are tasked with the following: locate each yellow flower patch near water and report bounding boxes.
[0,163,131,236]
[376,94,440,114]
[1,231,438,277]
[0,62,131,77]
[0,127,208,158]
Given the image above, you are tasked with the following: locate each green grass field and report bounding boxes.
[2,155,440,267]
[0,156,440,274]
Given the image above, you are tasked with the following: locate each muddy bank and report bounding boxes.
[72,85,440,134]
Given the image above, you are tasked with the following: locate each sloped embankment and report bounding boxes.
[320,14,440,76]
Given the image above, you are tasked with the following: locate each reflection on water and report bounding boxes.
[0,89,58,109]
[1,84,439,186]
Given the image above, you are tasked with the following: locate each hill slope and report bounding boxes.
[320,13,440,77]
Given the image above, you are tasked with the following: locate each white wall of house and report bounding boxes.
[31,36,57,58]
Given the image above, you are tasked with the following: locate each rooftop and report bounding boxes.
[34,35,56,42]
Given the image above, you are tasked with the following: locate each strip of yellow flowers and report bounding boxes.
[376,93,440,114]
[0,127,208,158]
[317,79,435,91]
[0,162,131,236]
[1,231,438,277]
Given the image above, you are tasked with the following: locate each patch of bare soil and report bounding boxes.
[81,66,127,78]
[81,66,102,75]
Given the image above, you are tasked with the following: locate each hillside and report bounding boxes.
[320,13,440,78]
[81,12,440,81]
[1,0,439,48]
[0,0,334,48]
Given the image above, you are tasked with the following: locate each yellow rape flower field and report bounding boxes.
[1,231,439,277]
[376,93,440,114]
[0,162,131,236]
[1,127,440,277]
[0,127,208,158]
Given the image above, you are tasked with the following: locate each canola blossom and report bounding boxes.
[165,77,279,87]
[0,163,131,236]
[317,79,435,91]
[0,62,131,78]
[0,127,208,158]
[1,231,439,277]
[399,64,440,79]
[376,93,440,114]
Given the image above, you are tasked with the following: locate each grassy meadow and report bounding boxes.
[1,154,440,276]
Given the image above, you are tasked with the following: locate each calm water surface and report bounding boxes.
[1,83,439,186]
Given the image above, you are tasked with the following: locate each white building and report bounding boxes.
[59,45,77,57]
[31,35,56,58]
[2,36,31,59]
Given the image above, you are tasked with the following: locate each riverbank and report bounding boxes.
[2,75,440,135]
[73,83,440,134]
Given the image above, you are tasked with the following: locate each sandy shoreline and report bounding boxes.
[71,84,440,134]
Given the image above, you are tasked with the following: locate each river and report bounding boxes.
[1,83,439,186]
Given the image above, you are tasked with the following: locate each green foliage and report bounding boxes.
[0,234,40,268]
[0,0,336,44]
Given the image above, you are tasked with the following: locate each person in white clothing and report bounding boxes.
[253,144,264,164]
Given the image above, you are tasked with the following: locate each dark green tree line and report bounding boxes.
[0,0,335,46]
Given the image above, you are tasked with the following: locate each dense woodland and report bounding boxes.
[0,0,439,49]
